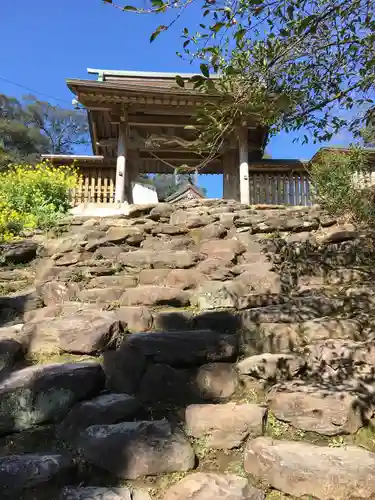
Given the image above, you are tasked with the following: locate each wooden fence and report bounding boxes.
[248,169,312,206]
[70,167,116,205]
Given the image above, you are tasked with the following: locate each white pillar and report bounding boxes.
[115,122,127,203]
[238,127,250,205]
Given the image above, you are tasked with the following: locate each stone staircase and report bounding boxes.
[0,199,375,499]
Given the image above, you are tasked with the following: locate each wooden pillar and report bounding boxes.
[222,151,233,199]
[115,122,127,203]
[238,127,250,205]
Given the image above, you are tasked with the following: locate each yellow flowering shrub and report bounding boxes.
[0,162,80,242]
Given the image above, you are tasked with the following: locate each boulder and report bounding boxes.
[237,353,304,381]
[186,214,217,228]
[151,224,187,236]
[197,223,227,240]
[267,380,372,435]
[76,287,124,304]
[88,275,138,289]
[21,309,124,354]
[118,250,199,269]
[120,286,190,307]
[39,281,80,306]
[163,472,265,500]
[193,363,238,400]
[321,224,359,244]
[138,364,193,404]
[0,240,38,265]
[79,420,195,479]
[121,330,238,367]
[59,393,142,439]
[60,487,151,500]
[153,310,194,331]
[244,437,375,499]
[138,269,170,286]
[0,453,75,492]
[104,226,145,245]
[127,204,157,218]
[115,306,153,332]
[192,281,245,310]
[149,203,174,221]
[165,269,206,290]
[103,345,146,395]
[0,361,104,434]
[199,239,245,261]
[185,403,267,449]
[0,337,23,378]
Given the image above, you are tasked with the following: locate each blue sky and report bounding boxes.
[1,0,351,197]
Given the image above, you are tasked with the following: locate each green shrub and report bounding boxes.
[310,147,374,223]
[0,162,80,241]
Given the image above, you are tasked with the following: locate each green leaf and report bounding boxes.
[151,0,164,7]
[203,9,210,17]
[287,5,294,19]
[183,40,190,48]
[150,25,167,42]
[122,5,138,11]
[175,75,185,88]
[211,22,225,32]
[234,28,246,42]
[200,63,210,77]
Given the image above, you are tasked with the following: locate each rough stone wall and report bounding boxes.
[1,199,375,499]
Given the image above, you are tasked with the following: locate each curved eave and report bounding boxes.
[66,79,220,102]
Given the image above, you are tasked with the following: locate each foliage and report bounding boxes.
[0,162,80,241]
[361,123,375,147]
[309,147,374,223]
[105,0,375,154]
[0,94,89,168]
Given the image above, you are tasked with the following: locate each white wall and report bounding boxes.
[132,182,159,204]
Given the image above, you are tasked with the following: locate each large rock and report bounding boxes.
[165,269,206,290]
[149,203,174,221]
[151,224,188,236]
[0,453,75,492]
[267,380,372,435]
[121,330,238,367]
[115,306,153,332]
[0,333,23,378]
[104,345,147,395]
[117,250,199,269]
[88,275,138,289]
[0,240,38,265]
[60,487,151,500]
[59,393,142,439]
[138,364,193,404]
[39,281,80,306]
[0,361,104,434]
[21,308,124,354]
[138,269,170,286]
[192,281,242,310]
[321,224,359,244]
[244,437,375,499]
[163,472,265,500]
[76,287,124,304]
[237,353,304,381]
[79,420,195,479]
[120,286,190,307]
[185,403,267,449]
[193,362,238,400]
[199,239,245,261]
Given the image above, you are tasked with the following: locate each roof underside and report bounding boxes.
[66,69,267,174]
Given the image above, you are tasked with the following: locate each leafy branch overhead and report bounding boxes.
[104,0,374,151]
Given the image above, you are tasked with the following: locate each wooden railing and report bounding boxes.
[70,167,116,205]
[248,167,312,206]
